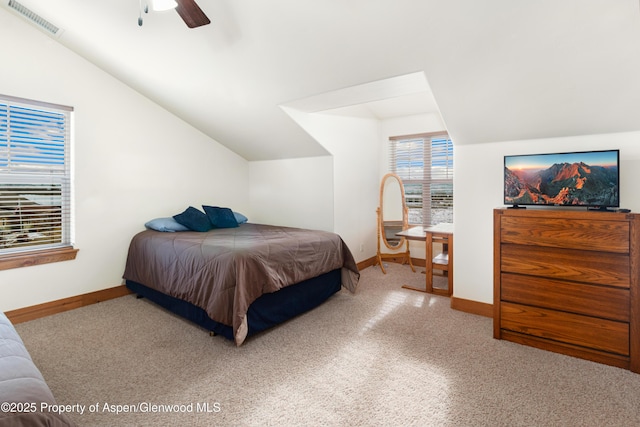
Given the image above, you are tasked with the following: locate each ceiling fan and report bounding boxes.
[139,0,210,28]
[174,0,210,28]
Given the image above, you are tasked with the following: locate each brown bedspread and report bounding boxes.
[123,223,359,345]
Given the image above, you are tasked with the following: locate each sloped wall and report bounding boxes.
[0,9,249,311]
[260,108,380,263]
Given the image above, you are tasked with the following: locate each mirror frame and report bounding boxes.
[376,173,415,274]
[378,172,409,250]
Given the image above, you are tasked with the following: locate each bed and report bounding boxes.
[0,312,76,426]
[123,222,359,345]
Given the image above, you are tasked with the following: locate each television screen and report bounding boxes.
[504,149,619,209]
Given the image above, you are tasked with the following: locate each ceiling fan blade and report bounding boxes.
[175,0,210,28]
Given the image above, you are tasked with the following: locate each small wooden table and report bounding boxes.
[396,223,454,296]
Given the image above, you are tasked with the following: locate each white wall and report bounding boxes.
[0,10,249,312]
[251,110,449,266]
[260,108,380,263]
[249,156,333,231]
[454,132,640,304]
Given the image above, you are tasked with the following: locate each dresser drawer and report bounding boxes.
[501,273,629,322]
[501,244,630,287]
[500,302,629,356]
[500,216,629,253]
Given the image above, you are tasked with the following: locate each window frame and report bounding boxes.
[389,132,453,227]
[0,94,77,270]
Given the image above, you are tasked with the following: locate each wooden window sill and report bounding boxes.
[0,247,79,271]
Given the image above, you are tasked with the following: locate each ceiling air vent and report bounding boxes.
[7,0,62,38]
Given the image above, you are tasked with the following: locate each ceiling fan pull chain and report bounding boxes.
[138,0,149,26]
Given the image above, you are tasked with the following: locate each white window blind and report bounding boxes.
[0,95,73,254]
[389,133,453,226]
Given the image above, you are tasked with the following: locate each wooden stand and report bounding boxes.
[397,224,454,296]
[426,229,453,296]
[375,209,414,273]
[493,208,640,373]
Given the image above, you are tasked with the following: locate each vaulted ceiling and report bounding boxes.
[3,0,640,161]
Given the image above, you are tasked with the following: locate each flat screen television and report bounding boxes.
[504,149,620,210]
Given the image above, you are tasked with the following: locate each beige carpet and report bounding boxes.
[14,263,640,426]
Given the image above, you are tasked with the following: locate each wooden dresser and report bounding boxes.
[493,208,640,372]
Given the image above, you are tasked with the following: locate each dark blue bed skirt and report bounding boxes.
[125,268,342,342]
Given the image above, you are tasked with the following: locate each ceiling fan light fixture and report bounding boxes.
[151,0,178,12]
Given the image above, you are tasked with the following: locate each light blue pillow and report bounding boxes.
[145,217,189,232]
[233,211,248,224]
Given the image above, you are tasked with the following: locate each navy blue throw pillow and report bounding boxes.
[173,206,212,232]
[203,205,239,229]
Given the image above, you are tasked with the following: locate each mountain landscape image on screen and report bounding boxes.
[504,160,619,207]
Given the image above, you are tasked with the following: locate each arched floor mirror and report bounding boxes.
[376,173,415,274]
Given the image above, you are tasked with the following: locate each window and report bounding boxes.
[389,132,453,226]
[0,94,76,269]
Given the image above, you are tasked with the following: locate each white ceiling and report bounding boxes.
[3,0,640,161]
[281,72,438,119]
